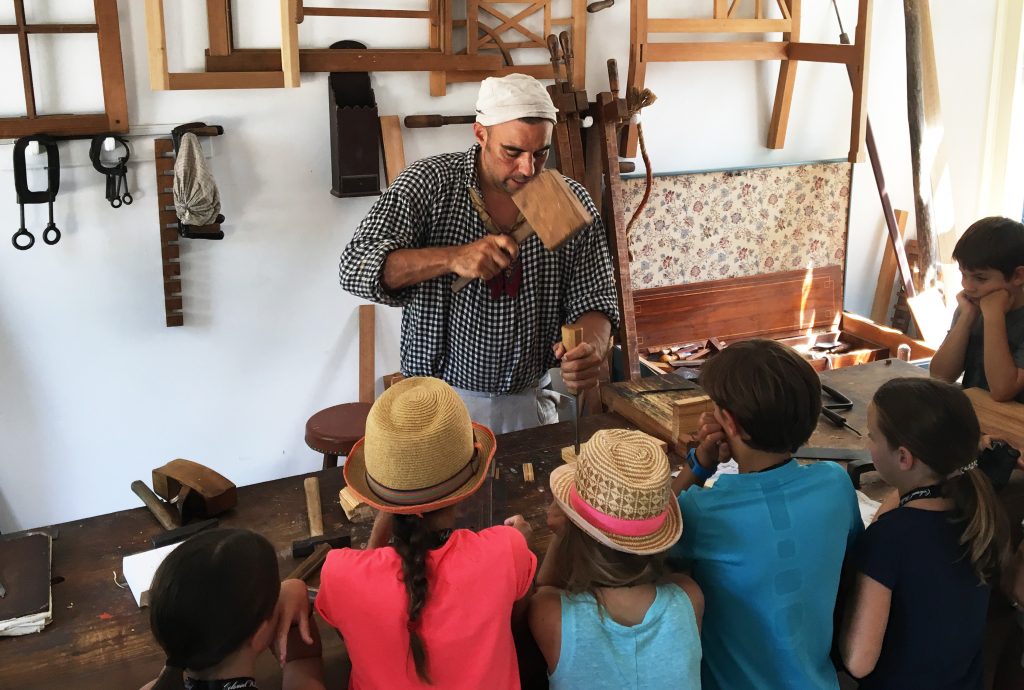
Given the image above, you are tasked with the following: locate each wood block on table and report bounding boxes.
[338,487,373,523]
[672,395,713,444]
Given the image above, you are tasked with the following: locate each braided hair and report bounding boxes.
[391,513,446,684]
[148,528,279,690]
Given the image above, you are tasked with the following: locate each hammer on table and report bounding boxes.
[292,477,348,558]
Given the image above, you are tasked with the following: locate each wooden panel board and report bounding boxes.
[358,304,375,404]
[205,48,503,73]
[379,115,407,186]
[632,265,843,351]
[963,388,1024,451]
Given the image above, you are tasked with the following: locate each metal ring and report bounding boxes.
[122,192,133,205]
[110,196,122,209]
[43,224,61,246]
[12,227,34,250]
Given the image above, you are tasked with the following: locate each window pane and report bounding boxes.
[23,0,95,24]
[0,36,27,117]
[28,33,104,116]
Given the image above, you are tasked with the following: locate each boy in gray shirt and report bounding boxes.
[931,216,1024,402]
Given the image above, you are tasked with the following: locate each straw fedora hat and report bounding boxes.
[550,429,682,555]
[343,377,496,514]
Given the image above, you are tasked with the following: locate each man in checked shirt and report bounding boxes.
[339,74,620,433]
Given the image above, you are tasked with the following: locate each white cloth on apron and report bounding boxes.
[453,373,560,435]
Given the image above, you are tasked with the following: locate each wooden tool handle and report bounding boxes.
[561,324,584,351]
[131,480,179,531]
[559,32,574,85]
[607,59,619,96]
[451,226,534,293]
[304,477,324,538]
[547,34,562,82]
[403,114,475,128]
[285,542,331,582]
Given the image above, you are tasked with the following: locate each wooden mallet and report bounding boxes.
[452,170,594,292]
[291,477,349,558]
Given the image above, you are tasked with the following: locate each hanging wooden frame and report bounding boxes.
[432,0,587,96]
[144,0,300,89]
[623,0,871,163]
[198,0,502,84]
[0,0,128,138]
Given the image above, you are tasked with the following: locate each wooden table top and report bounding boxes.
[0,412,636,690]
[4,359,1018,689]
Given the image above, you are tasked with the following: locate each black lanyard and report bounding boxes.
[898,484,943,508]
[185,678,257,690]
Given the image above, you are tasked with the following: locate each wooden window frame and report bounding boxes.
[0,0,128,138]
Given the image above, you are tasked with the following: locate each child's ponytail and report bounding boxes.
[945,464,1010,583]
[391,514,435,684]
[872,378,1011,582]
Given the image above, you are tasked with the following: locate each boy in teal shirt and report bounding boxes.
[670,339,862,690]
[931,216,1024,402]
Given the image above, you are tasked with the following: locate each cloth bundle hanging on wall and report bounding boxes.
[173,133,221,226]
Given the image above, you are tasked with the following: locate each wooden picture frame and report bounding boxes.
[144,0,299,90]
[0,0,128,138]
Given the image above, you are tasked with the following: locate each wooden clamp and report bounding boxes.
[152,459,237,522]
[452,170,593,292]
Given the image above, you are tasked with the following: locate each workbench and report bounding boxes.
[2,359,1021,689]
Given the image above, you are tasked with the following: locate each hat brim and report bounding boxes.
[549,463,683,556]
[343,422,496,515]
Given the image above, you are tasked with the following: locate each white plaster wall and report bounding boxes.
[0,0,998,531]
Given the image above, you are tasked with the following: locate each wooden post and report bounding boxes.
[869,209,910,324]
[280,0,301,87]
[379,116,407,186]
[358,304,375,404]
[766,0,800,150]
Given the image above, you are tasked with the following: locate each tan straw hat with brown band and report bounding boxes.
[549,429,682,555]
[343,377,496,515]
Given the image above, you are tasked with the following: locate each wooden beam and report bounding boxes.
[144,0,170,90]
[648,18,791,33]
[95,0,129,132]
[379,115,407,186]
[358,305,375,404]
[766,0,800,150]
[622,0,648,157]
[0,113,111,137]
[205,48,503,73]
[206,0,233,56]
[167,71,285,90]
[643,41,788,62]
[869,209,910,324]
[13,0,35,118]
[444,63,551,84]
[848,0,872,163]
[304,7,433,18]
[280,0,300,87]
[787,41,855,64]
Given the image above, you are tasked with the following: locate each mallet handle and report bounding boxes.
[131,480,178,531]
[304,477,324,538]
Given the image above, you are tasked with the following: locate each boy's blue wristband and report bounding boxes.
[687,447,715,483]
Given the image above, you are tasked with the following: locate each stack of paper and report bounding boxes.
[122,542,182,608]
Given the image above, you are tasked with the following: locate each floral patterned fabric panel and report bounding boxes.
[620,162,852,290]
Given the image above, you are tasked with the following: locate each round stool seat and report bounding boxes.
[305,402,373,468]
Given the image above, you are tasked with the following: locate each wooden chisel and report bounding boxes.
[561,325,584,455]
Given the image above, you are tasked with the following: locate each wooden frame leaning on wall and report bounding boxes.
[0,0,128,138]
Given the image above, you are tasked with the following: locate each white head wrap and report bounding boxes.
[475,73,557,126]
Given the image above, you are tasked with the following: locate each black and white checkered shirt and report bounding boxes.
[339,145,620,395]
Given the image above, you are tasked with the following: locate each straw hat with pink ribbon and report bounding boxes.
[550,429,682,555]
[343,376,496,515]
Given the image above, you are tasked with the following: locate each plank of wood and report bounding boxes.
[379,116,407,185]
[358,304,375,404]
[338,486,374,523]
[95,0,129,132]
[279,0,301,88]
[644,41,789,62]
[167,71,285,90]
[869,209,910,324]
[144,0,170,90]
[766,0,800,150]
[847,0,872,163]
[522,463,535,482]
[206,0,233,56]
[963,388,1024,451]
[633,265,843,351]
[786,42,855,64]
[512,170,593,251]
[648,18,791,33]
[206,48,503,73]
[672,395,712,446]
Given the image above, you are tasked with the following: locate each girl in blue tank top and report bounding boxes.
[528,429,704,690]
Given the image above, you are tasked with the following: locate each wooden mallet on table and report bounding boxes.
[292,477,350,558]
[452,169,594,293]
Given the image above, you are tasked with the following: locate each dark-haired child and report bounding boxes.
[529,429,703,690]
[670,338,862,690]
[931,216,1024,402]
[840,378,1011,688]
[143,528,325,690]
[280,377,536,689]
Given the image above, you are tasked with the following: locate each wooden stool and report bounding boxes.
[304,402,373,469]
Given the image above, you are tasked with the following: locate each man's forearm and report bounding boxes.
[575,311,612,359]
[382,247,456,292]
[930,319,973,381]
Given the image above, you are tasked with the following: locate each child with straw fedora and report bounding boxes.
[529,428,704,690]
[279,376,537,689]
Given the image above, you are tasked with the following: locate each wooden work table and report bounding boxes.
[2,358,1020,689]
